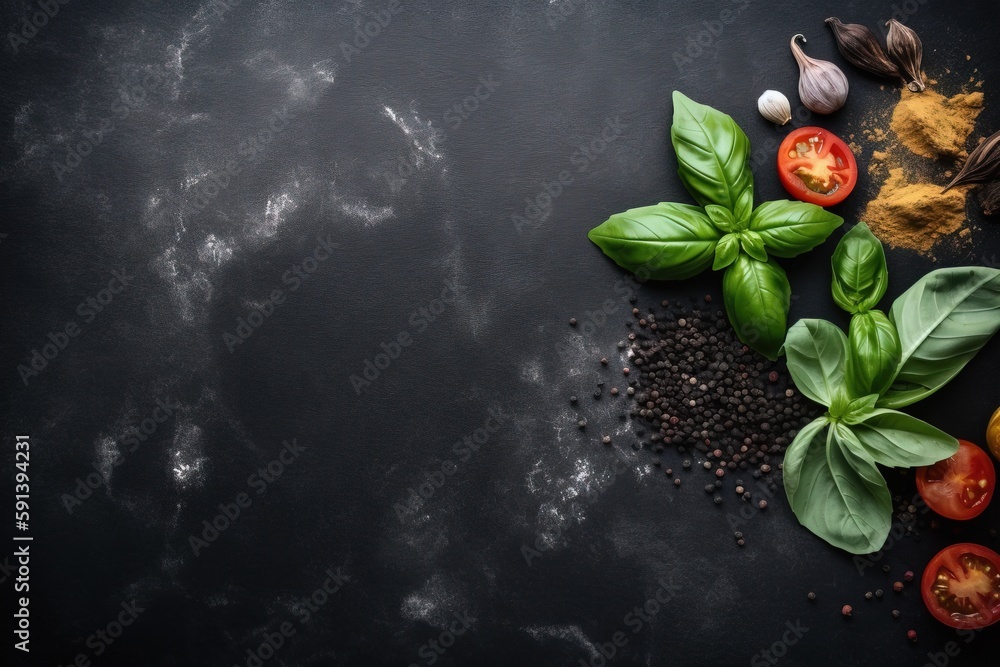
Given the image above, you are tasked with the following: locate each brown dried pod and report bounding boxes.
[825,18,901,81]
[943,130,1000,192]
[977,181,1000,217]
[885,19,925,92]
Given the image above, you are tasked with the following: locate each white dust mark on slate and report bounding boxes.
[170,421,208,489]
[438,226,495,341]
[523,625,599,660]
[153,244,213,323]
[244,51,337,107]
[382,105,444,163]
[400,573,471,631]
[197,234,235,267]
[94,436,120,489]
[520,358,544,386]
[338,200,395,227]
[165,1,230,100]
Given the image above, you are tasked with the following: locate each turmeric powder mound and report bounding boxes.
[863,167,968,254]
[890,88,983,158]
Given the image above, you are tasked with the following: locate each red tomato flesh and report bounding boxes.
[916,440,995,520]
[922,543,1000,629]
[776,127,857,207]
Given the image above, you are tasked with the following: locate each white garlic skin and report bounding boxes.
[757,90,792,125]
[790,34,849,114]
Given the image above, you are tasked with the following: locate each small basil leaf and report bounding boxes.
[671,91,754,219]
[713,233,740,270]
[782,319,849,407]
[722,255,790,360]
[842,394,879,425]
[847,310,901,397]
[748,200,844,258]
[740,230,768,262]
[784,419,892,555]
[851,409,959,467]
[588,203,720,280]
[880,267,1000,408]
[831,222,888,314]
[705,204,736,232]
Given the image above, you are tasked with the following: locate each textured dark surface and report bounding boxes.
[2,1,999,665]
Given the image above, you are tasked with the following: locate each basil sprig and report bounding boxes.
[588,92,843,359]
[783,223,1000,554]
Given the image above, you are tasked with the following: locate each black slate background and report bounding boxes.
[2,1,999,666]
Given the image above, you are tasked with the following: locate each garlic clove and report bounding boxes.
[790,34,849,114]
[758,90,792,125]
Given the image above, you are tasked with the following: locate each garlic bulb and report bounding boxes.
[790,34,849,114]
[757,90,792,125]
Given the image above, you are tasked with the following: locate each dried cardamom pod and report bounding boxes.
[825,17,901,81]
[942,130,1000,192]
[978,181,1000,217]
[885,19,925,92]
[790,34,849,114]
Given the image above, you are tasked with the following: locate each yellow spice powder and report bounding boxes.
[890,88,983,158]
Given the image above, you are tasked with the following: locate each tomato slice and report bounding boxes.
[776,127,857,207]
[987,406,1000,461]
[916,440,995,520]
[922,543,1000,629]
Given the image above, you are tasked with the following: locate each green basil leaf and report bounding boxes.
[705,204,736,233]
[713,233,739,270]
[782,319,849,407]
[671,91,754,221]
[831,222,888,314]
[588,203,720,280]
[784,420,892,554]
[847,310,901,397]
[748,200,844,259]
[722,255,790,360]
[880,267,1000,408]
[842,394,879,425]
[740,230,768,262]
[850,408,959,467]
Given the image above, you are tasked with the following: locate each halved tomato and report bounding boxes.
[922,543,1000,629]
[916,440,995,520]
[987,406,1000,461]
[776,127,857,207]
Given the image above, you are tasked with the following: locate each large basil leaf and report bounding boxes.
[847,310,901,397]
[722,255,790,360]
[671,91,754,221]
[784,420,892,554]
[748,200,844,258]
[587,203,720,280]
[782,319,849,407]
[851,409,958,467]
[880,267,1000,408]
[831,223,888,314]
